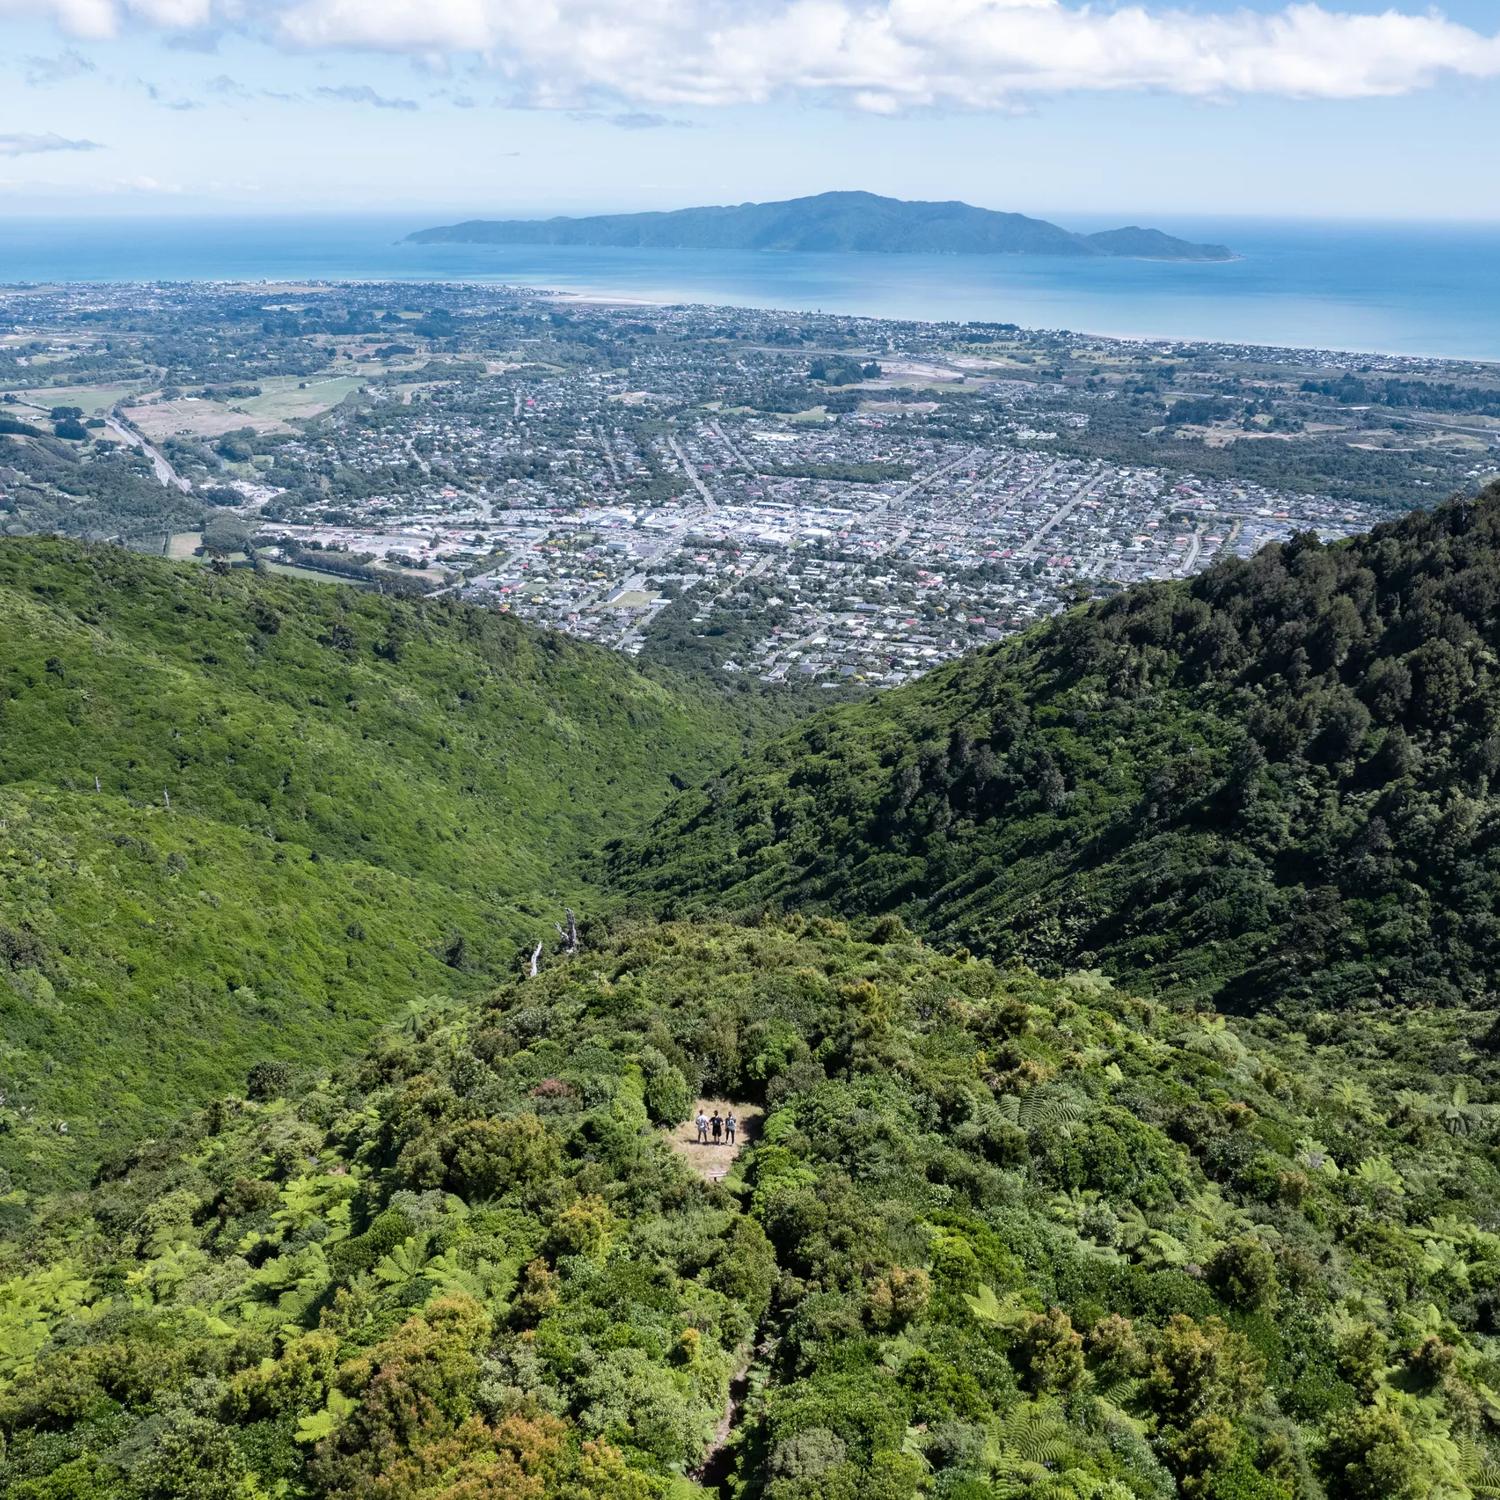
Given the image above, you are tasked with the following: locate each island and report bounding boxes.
[407,190,1236,262]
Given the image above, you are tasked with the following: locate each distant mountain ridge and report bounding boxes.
[408,190,1236,261]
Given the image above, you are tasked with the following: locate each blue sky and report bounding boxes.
[1,0,1497,222]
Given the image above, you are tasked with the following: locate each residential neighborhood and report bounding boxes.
[5,281,1494,687]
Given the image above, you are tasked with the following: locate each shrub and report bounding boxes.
[1144,1316,1262,1424]
[1205,1237,1280,1312]
[246,1060,294,1100]
[1018,1307,1086,1394]
[639,1048,691,1127]
[1317,1405,1431,1500]
[445,1114,560,1202]
[867,1267,931,1331]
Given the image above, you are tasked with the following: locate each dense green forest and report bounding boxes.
[615,485,1500,1016]
[1,435,205,544]
[0,540,749,1187]
[6,917,1500,1499]
[1300,375,1500,419]
[12,493,1500,1499]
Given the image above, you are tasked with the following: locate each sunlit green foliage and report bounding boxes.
[0,538,753,1188]
[5,918,1500,1498]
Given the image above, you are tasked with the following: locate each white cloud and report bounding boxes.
[127,0,210,22]
[0,130,104,154]
[0,0,119,38]
[315,82,419,109]
[23,46,96,84]
[3,0,1500,109]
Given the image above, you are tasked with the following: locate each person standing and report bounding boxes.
[695,1108,709,1145]
[725,1110,737,1146]
[710,1111,723,1144]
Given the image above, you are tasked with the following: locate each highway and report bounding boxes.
[106,413,191,493]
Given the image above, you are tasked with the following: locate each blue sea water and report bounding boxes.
[1,212,1497,362]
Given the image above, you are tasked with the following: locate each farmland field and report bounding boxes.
[261,559,374,587]
[236,374,366,420]
[125,398,290,440]
[14,381,149,416]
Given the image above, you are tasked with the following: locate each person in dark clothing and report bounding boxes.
[725,1111,737,1146]
[710,1111,723,1143]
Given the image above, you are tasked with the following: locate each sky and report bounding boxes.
[1,0,1498,223]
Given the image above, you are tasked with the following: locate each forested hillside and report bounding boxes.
[5,917,1500,1499]
[0,540,749,1186]
[616,486,1500,1016]
[13,494,1500,1499]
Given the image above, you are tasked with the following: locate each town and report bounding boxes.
[4,281,1497,687]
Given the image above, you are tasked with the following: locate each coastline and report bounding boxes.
[2,214,1498,362]
[3,272,1497,369]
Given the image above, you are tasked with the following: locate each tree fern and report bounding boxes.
[985,1400,1104,1497]
[1456,1433,1500,1497]
[965,1282,1032,1333]
[1020,1087,1090,1132]
[375,1232,434,1288]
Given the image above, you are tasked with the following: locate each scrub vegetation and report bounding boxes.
[9,491,1500,1499]
[0,539,750,1186]
[5,919,1500,1499]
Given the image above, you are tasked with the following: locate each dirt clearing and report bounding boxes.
[667,1099,763,1184]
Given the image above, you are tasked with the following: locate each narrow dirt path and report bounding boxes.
[665,1100,767,1492]
[694,1340,762,1492]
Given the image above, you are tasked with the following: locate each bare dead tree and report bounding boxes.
[528,941,543,979]
[555,908,579,958]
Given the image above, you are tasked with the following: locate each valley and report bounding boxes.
[4,490,1500,1499]
[4,0,1498,1492]
[0,538,757,1187]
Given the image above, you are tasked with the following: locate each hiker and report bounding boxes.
[710,1111,723,1143]
[695,1109,709,1144]
[725,1110,737,1146]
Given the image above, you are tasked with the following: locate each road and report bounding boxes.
[666,432,720,511]
[426,545,526,600]
[1018,467,1104,560]
[859,445,993,559]
[613,548,776,654]
[876,445,990,516]
[1392,412,1500,446]
[706,419,757,474]
[106,414,191,493]
[595,426,624,485]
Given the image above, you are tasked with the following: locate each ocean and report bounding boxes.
[2,212,1497,363]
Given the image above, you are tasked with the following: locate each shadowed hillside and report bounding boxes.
[615,486,1500,1016]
